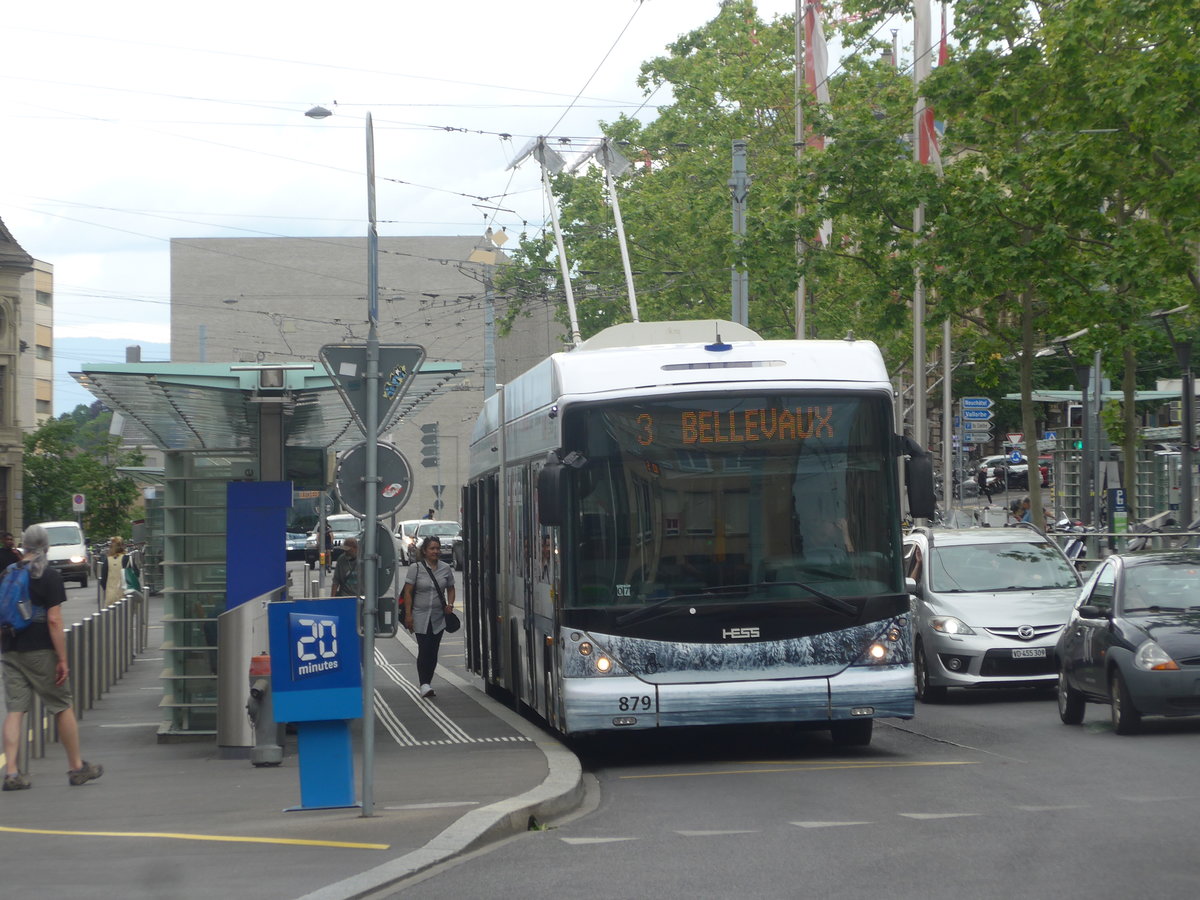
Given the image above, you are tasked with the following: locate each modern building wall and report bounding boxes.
[0,218,33,534]
[170,235,563,518]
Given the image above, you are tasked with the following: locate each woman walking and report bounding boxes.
[401,536,456,699]
[99,537,136,608]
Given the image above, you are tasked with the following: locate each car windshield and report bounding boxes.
[417,523,459,537]
[44,525,83,547]
[1121,561,1200,614]
[929,542,1078,592]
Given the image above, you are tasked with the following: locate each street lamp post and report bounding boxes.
[305,104,380,817]
[1152,306,1195,526]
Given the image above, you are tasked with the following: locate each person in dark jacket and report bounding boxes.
[2,525,102,790]
[0,532,21,570]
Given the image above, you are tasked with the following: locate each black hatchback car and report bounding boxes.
[1056,550,1200,734]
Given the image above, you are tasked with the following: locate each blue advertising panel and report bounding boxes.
[226,481,292,610]
[269,597,363,723]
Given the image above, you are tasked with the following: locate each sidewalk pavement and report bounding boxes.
[0,593,583,900]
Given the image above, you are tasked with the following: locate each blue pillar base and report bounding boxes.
[292,719,357,810]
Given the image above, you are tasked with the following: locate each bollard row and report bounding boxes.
[21,592,149,766]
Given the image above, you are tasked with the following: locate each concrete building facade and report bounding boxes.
[0,218,33,534]
[170,235,563,518]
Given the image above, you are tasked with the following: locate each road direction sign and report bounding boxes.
[962,409,994,421]
[320,344,426,437]
[961,397,994,410]
[336,441,413,519]
[964,420,993,432]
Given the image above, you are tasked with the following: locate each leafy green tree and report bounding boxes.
[23,411,144,541]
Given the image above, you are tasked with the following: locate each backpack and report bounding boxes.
[0,562,39,634]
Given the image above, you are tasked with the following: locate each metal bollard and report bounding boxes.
[85,616,97,709]
[67,626,82,722]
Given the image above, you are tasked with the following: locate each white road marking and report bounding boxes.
[676,829,761,836]
[791,821,875,828]
[561,837,638,845]
[899,812,980,820]
[1016,805,1086,812]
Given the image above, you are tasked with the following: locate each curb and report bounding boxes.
[298,631,584,900]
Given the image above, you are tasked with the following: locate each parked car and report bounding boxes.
[35,520,90,587]
[410,520,461,568]
[305,513,361,568]
[1056,550,1200,734]
[285,532,308,562]
[395,519,423,565]
[904,526,1083,701]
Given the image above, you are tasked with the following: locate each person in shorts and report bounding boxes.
[2,524,102,790]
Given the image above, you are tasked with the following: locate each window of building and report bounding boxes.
[36,399,52,415]
[36,291,52,307]
[36,345,52,361]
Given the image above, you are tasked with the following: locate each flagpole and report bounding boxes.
[794,0,806,339]
[912,0,933,458]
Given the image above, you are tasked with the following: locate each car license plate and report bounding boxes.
[1012,647,1047,659]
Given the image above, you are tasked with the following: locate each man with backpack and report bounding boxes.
[1,524,102,790]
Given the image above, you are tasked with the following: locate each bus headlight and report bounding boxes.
[595,656,613,673]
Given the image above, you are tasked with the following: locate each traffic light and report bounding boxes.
[420,422,439,468]
[1067,403,1083,428]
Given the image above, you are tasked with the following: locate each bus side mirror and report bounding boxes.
[538,455,566,527]
[903,437,937,520]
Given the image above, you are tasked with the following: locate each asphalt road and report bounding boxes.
[387,686,1200,899]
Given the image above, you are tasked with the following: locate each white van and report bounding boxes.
[34,520,90,587]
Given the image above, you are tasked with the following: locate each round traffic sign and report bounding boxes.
[335,441,413,519]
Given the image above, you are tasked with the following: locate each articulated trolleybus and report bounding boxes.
[463,320,934,746]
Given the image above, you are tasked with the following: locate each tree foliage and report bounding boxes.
[496,0,1197,520]
[23,405,144,540]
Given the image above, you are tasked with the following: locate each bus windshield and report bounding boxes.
[562,393,900,610]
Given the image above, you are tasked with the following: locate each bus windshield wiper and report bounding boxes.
[767,581,858,617]
[615,581,856,627]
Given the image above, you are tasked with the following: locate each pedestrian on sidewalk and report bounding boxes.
[331,537,359,597]
[0,532,21,570]
[401,536,456,699]
[99,537,136,608]
[976,467,992,503]
[2,524,102,791]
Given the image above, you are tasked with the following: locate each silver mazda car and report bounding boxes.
[904,526,1082,701]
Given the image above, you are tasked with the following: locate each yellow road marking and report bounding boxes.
[0,825,388,850]
[619,760,977,780]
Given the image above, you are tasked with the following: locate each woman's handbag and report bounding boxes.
[124,557,141,591]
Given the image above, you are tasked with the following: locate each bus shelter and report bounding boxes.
[73,360,463,739]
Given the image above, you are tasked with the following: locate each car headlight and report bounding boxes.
[69,555,86,564]
[930,616,976,636]
[1134,640,1179,671]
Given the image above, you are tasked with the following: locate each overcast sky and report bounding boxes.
[2,1,832,412]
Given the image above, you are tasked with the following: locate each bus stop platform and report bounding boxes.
[0,593,584,900]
